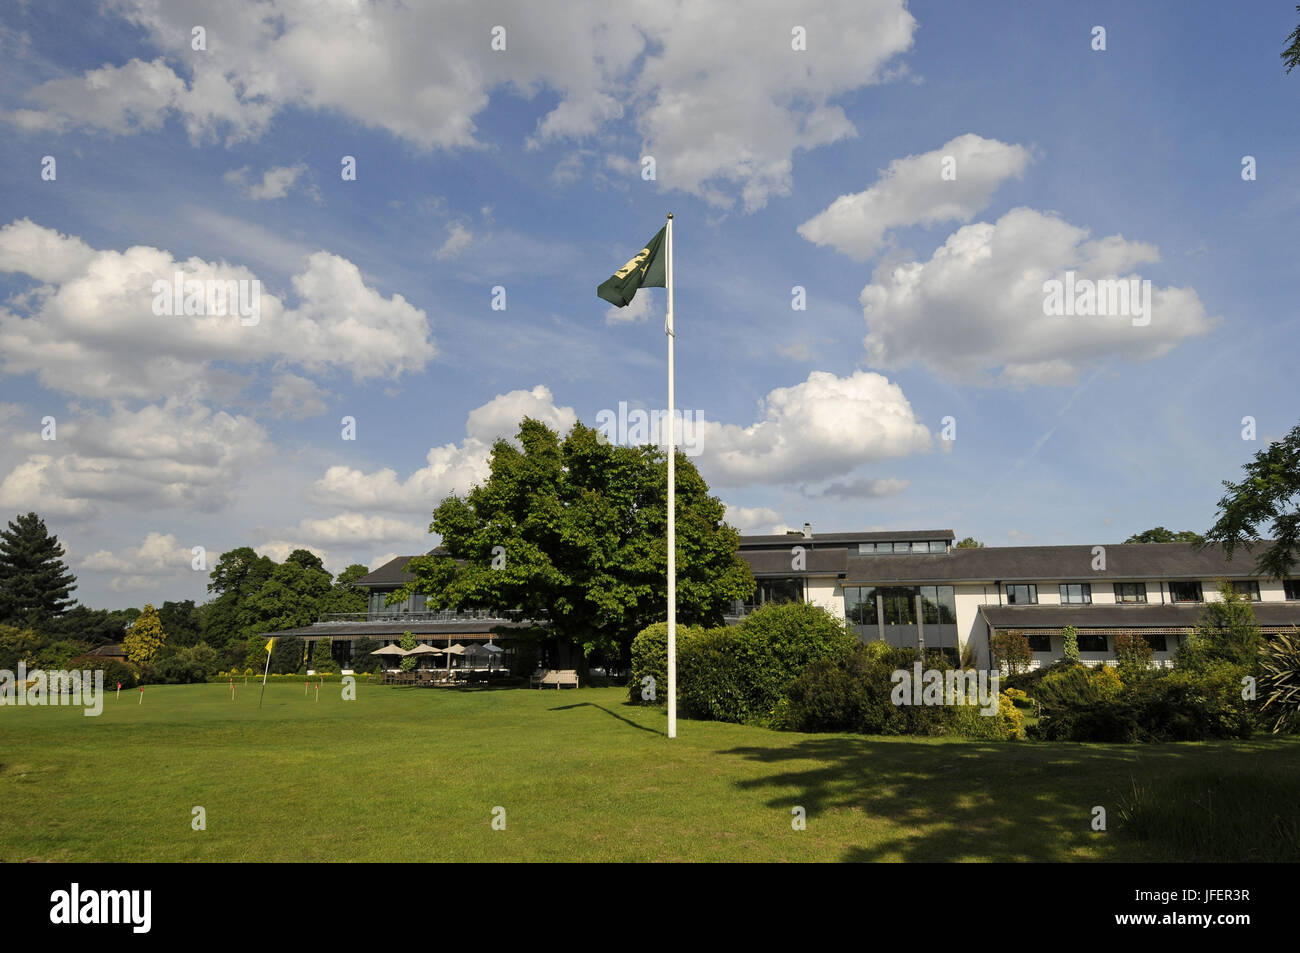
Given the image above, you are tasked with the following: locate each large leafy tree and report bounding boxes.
[0,512,77,625]
[953,537,984,549]
[201,547,276,650]
[1203,422,1300,578]
[158,600,202,647]
[320,563,370,615]
[1125,527,1204,544]
[238,556,333,637]
[395,418,754,665]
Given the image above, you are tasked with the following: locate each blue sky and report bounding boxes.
[0,1,1296,609]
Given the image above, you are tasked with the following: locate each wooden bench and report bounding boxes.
[537,669,579,689]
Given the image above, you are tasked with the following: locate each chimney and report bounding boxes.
[802,522,812,539]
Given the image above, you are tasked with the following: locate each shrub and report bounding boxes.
[949,691,1026,741]
[1061,625,1079,665]
[1114,632,1154,676]
[628,621,707,704]
[783,643,959,736]
[1259,629,1300,733]
[150,643,220,684]
[398,631,417,672]
[71,656,139,688]
[991,630,1033,675]
[1179,581,1262,671]
[352,636,382,674]
[310,636,341,674]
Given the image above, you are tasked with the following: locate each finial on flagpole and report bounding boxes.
[667,212,673,219]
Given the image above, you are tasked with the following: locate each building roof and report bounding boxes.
[738,529,954,548]
[355,549,459,588]
[745,547,848,576]
[841,542,1272,584]
[85,642,127,656]
[980,602,1300,630]
[264,619,533,639]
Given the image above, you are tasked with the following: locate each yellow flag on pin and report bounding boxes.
[265,638,275,654]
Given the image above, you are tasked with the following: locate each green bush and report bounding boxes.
[628,621,707,704]
[1061,625,1079,665]
[783,643,964,736]
[150,643,221,684]
[1259,629,1300,733]
[71,656,140,688]
[309,636,341,674]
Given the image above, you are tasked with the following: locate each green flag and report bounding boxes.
[596,227,667,307]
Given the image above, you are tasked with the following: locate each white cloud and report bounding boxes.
[0,399,272,517]
[858,207,1216,386]
[225,163,307,200]
[814,476,909,498]
[604,288,657,326]
[273,514,427,546]
[694,370,932,487]
[269,373,329,420]
[721,503,786,535]
[6,1,916,211]
[0,219,436,400]
[798,133,1032,260]
[310,385,577,513]
[435,223,473,260]
[81,532,197,591]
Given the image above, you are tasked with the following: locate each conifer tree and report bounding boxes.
[0,512,77,625]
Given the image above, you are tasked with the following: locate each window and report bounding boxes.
[1230,580,1261,602]
[919,585,957,624]
[750,577,804,608]
[1286,580,1300,601]
[1077,633,1108,652]
[1059,583,1092,604]
[911,541,930,554]
[880,587,916,625]
[928,540,949,553]
[1006,584,1037,605]
[1143,634,1168,652]
[1169,581,1203,603]
[857,543,878,554]
[1027,634,1052,652]
[844,586,878,627]
[1114,582,1147,604]
[893,541,912,554]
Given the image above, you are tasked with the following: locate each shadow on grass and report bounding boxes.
[550,702,664,736]
[719,735,1295,862]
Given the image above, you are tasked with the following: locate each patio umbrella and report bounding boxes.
[481,641,504,672]
[443,643,467,673]
[370,643,409,673]
[406,643,444,670]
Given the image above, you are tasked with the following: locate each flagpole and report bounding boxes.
[665,212,676,740]
[259,637,273,709]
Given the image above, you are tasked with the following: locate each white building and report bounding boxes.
[733,528,1300,669]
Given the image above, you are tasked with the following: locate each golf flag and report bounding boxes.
[265,638,274,654]
[259,636,274,708]
[596,227,666,307]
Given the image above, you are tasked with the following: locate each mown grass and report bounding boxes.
[0,682,1296,862]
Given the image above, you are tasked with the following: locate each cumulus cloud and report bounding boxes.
[273,514,427,546]
[858,207,1215,386]
[269,373,329,420]
[0,399,272,517]
[798,133,1032,260]
[0,219,436,400]
[812,476,909,498]
[693,370,932,487]
[5,0,916,210]
[604,288,657,326]
[721,503,788,535]
[310,385,578,513]
[81,532,197,591]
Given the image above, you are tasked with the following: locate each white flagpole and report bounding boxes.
[665,212,676,740]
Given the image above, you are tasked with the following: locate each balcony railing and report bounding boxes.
[317,609,527,624]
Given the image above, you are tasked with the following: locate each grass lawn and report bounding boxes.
[1,681,1297,862]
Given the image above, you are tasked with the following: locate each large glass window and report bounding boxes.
[1114,582,1147,604]
[1077,633,1108,652]
[1230,580,1261,602]
[892,542,912,554]
[880,587,916,624]
[919,585,957,624]
[1143,634,1168,652]
[1006,584,1037,605]
[928,540,949,553]
[745,577,804,610]
[1059,583,1092,604]
[1169,581,1203,603]
[1286,580,1300,601]
[1027,634,1052,652]
[844,586,878,626]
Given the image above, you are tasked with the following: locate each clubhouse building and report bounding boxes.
[269,527,1300,672]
